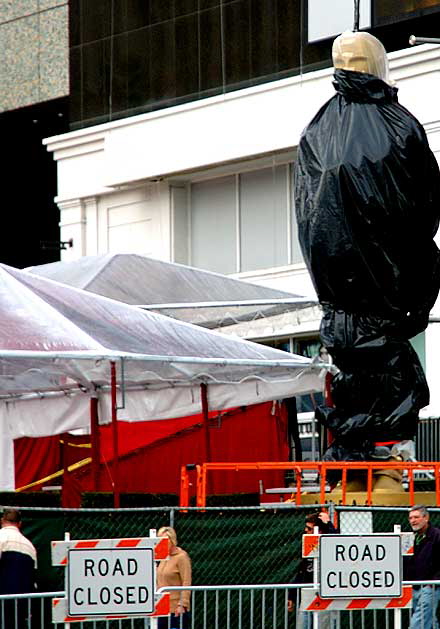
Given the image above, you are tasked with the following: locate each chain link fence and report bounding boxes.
[2,503,440,627]
[335,505,440,535]
[14,504,313,592]
[7,504,440,592]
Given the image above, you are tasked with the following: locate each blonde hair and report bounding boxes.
[158,526,177,546]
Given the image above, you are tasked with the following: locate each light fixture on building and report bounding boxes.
[40,238,74,251]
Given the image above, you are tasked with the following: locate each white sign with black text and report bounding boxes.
[319,534,401,599]
[68,547,155,616]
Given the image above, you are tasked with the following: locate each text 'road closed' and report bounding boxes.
[319,535,402,599]
[68,548,155,616]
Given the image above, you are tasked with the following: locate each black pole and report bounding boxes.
[285,397,302,462]
[353,0,360,32]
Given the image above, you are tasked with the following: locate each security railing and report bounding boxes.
[180,461,440,507]
[158,582,440,629]
[417,416,440,461]
[7,582,440,629]
[0,591,62,629]
[0,584,424,629]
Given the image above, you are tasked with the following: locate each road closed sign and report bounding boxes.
[68,547,155,616]
[319,535,401,599]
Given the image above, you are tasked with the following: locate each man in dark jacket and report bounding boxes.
[0,508,37,628]
[288,511,337,628]
[406,505,440,628]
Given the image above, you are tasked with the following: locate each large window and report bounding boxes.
[69,0,325,129]
[374,0,440,24]
[189,164,303,274]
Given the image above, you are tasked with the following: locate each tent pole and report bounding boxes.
[60,432,68,508]
[111,361,120,508]
[90,396,100,491]
[200,383,211,462]
[200,383,211,497]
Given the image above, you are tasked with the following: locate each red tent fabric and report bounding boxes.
[14,401,290,501]
[14,434,61,490]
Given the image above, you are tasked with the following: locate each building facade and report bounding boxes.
[0,1,69,267]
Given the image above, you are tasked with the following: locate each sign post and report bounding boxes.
[51,536,170,624]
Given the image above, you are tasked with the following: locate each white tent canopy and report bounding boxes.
[0,263,324,490]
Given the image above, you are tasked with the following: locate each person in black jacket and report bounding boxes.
[406,505,440,629]
[288,511,337,628]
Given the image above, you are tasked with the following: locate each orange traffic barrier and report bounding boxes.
[179,461,440,508]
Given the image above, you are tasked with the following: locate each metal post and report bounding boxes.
[197,464,206,508]
[353,0,360,32]
[110,361,120,508]
[313,526,319,629]
[394,525,402,629]
[180,465,190,507]
[90,395,100,491]
[324,371,334,459]
[200,383,211,462]
[409,35,440,45]
[64,532,70,629]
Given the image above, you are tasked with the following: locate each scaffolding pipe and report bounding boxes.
[136,298,316,309]
[0,348,322,369]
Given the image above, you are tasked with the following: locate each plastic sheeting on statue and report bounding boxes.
[294,33,440,468]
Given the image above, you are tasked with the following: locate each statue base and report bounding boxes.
[300,489,438,507]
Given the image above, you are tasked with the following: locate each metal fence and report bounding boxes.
[3,582,438,629]
[417,417,440,461]
[0,591,61,629]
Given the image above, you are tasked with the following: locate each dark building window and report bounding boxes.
[374,0,440,24]
[69,0,313,129]
[69,0,440,130]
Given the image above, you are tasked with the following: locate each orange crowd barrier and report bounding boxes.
[180,461,440,508]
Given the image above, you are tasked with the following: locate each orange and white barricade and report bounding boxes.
[301,585,413,611]
[51,535,170,624]
[299,526,414,625]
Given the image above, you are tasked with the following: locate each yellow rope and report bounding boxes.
[15,457,92,492]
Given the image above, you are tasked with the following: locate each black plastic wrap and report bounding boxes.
[295,69,440,343]
[317,341,429,458]
[294,69,440,463]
